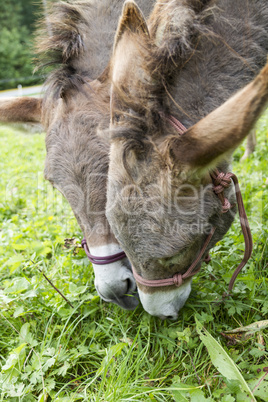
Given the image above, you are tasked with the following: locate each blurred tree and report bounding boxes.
[0,1,23,30]
[21,0,43,33]
[0,27,36,90]
[0,0,43,90]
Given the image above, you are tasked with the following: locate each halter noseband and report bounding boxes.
[81,239,126,265]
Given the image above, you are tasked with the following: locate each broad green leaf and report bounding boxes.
[2,354,20,371]
[20,323,30,340]
[43,357,56,372]
[171,383,205,402]
[195,317,256,401]
[56,361,70,377]
[2,343,27,371]
[20,289,37,300]
[9,382,25,397]
[222,396,235,402]
[43,347,56,357]
[13,305,24,318]
[4,277,29,294]
[248,372,268,401]
[13,343,27,355]
[177,327,191,343]
[172,392,189,402]
[20,323,38,347]
[12,243,29,251]
[30,371,43,385]
[45,378,56,391]
[190,389,215,401]
[4,255,24,273]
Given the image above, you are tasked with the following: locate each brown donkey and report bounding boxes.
[0,0,154,310]
[106,0,268,319]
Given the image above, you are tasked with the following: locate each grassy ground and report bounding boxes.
[0,114,267,401]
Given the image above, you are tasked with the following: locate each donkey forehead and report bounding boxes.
[107,181,216,260]
[45,109,108,178]
[108,148,214,214]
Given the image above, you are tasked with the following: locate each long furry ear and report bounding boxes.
[111,1,149,83]
[113,0,149,51]
[148,0,207,80]
[110,1,150,118]
[168,61,268,168]
[0,97,42,123]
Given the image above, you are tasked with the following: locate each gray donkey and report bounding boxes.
[106,0,268,319]
[0,0,154,310]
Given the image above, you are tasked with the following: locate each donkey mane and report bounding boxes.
[35,0,133,100]
[36,2,93,99]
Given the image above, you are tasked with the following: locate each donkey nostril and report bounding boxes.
[124,277,137,295]
[166,314,177,320]
[158,313,178,320]
[125,278,131,295]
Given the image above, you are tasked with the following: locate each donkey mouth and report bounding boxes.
[96,287,140,310]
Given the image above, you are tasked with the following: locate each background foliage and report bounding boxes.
[0,0,54,90]
[0,111,267,400]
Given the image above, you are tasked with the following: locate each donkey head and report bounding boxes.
[38,0,154,311]
[106,1,268,319]
[42,80,138,310]
[0,1,142,311]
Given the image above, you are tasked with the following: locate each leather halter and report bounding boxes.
[81,239,126,265]
[132,116,253,292]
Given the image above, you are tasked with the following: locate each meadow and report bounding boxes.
[0,112,267,401]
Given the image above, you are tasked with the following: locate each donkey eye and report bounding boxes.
[113,113,121,123]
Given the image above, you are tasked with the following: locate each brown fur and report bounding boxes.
[0,98,42,123]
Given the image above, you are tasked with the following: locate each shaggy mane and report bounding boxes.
[36,1,95,99]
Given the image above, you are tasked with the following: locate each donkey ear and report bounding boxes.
[148,1,203,78]
[0,97,42,123]
[169,62,268,169]
[114,1,149,51]
[111,1,149,87]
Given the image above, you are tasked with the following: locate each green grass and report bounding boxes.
[0,115,267,401]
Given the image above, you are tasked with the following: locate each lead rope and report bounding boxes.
[169,116,254,293]
[210,169,253,293]
[210,170,253,293]
[227,173,253,291]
